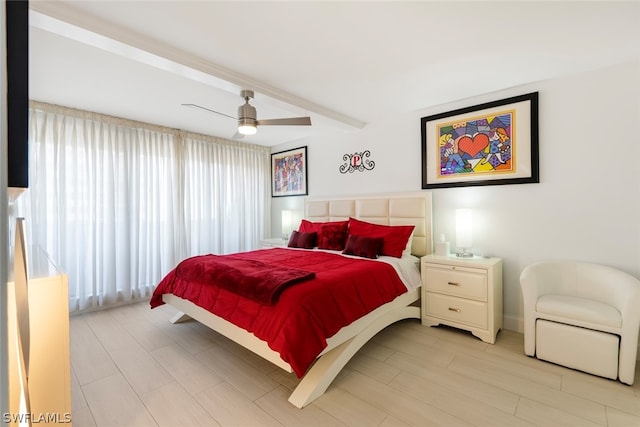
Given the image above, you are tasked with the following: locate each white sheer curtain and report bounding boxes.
[18,101,271,313]
[182,133,270,255]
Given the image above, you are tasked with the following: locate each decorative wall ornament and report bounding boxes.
[339,151,375,174]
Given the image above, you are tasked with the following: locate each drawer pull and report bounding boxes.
[448,307,461,313]
[447,281,460,286]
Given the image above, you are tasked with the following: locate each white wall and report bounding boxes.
[271,60,640,331]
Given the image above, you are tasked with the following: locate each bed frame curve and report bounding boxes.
[162,191,433,408]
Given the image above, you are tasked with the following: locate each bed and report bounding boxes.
[151,192,433,408]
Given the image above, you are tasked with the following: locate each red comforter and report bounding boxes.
[150,248,408,377]
[170,254,316,305]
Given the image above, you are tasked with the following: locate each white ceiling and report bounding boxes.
[28,1,640,147]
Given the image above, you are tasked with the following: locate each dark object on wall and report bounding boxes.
[6,0,29,190]
[339,151,375,173]
[421,92,539,189]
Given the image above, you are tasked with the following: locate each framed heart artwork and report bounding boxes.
[421,92,539,189]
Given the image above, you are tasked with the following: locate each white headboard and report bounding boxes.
[304,192,433,257]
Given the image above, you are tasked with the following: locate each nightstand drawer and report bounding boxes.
[424,264,487,302]
[426,292,488,329]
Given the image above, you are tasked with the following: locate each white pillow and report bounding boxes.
[402,231,414,257]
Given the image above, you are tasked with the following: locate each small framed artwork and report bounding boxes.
[421,92,539,189]
[271,146,308,197]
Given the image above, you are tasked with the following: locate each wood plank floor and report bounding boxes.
[70,301,640,426]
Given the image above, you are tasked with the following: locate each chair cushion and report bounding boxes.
[536,294,622,328]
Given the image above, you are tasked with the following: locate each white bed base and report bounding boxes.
[161,192,432,408]
[164,289,419,408]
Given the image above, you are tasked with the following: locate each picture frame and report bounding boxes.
[271,146,308,197]
[421,92,539,189]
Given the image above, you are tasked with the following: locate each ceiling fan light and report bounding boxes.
[238,110,257,135]
[238,123,257,135]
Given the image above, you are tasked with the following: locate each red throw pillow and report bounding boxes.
[347,217,415,258]
[342,235,383,259]
[298,219,348,234]
[317,222,348,251]
[287,231,317,249]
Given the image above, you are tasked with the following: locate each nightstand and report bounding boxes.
[421,254,503,344]
[260,238,289,248]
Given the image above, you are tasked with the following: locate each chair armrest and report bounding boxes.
[520,264,544,356]
[617,275,640,384]
[607,271,640,317]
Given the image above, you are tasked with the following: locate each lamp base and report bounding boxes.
[456,251,474,258]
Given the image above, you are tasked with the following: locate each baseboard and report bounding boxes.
[503,314,523,333]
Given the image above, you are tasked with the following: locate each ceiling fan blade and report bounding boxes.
[256,117,312,126]
[181,103,236,120]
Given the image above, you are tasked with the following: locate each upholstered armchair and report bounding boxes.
[520,260,640,385]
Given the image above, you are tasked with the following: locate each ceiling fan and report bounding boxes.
[182,89,312,137]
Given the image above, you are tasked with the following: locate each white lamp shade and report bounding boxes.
[281,210,293,237]
[455,208,473,249]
